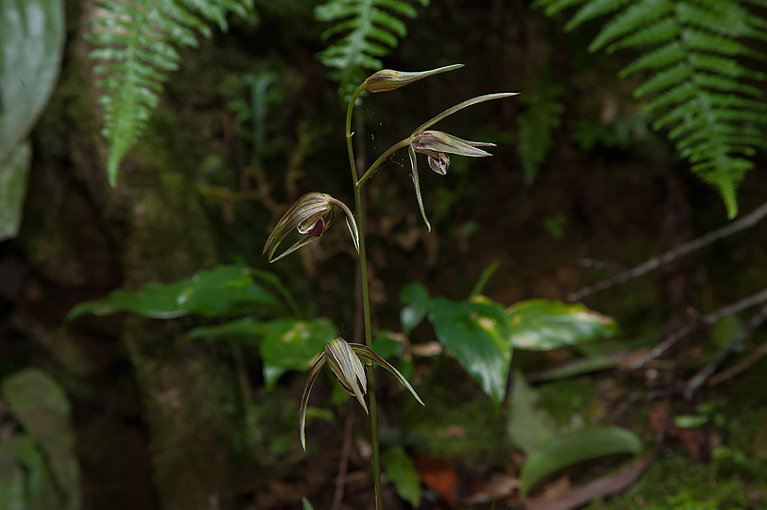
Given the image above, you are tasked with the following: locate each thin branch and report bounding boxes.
[569,201,767,302]
[629,287,767,369]
[683,304,767,397]
[331,411,354,510]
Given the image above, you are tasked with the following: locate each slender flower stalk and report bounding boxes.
[262,64,516,510]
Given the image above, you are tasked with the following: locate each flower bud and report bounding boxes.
[361,64,464,93]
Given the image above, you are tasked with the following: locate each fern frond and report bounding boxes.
[89,0,252,186]
[314,0,428,99]
[535,0,767,218]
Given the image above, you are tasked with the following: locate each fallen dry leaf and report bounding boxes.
[524,451,657,510]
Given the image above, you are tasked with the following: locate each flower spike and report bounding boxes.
[263,192,359,262]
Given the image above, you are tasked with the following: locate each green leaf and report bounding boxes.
[0,0,65,164]
[0,143,30,241]
[428,296,512,405]
[186,317,266,342]
[67,265,281,320]
[507,299,618,351]
[302,498,315,510]
[89,0,253,185]
[507,372,557,454]
[0,439,26,510]
[520,425,643,496]
[372,331,405,359]
[2,369,80,509]
[382,447,422,507]
[260,319,336,389]
[400,282,430,334]
[673,414,709,429]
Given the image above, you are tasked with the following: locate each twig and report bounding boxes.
[569,201,767,302]
[629,287,767,369]
[684,304,767,397]
[331,412,354,510]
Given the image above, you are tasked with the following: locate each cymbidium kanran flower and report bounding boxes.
[299,337,424,450]
[403,92,518,231]
[262,192,359,262]
[410,130,496,176]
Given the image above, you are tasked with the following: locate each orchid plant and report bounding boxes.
[263,64,516,509]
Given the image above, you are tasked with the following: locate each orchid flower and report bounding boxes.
[263,192,359,262]
[299,337,424,450]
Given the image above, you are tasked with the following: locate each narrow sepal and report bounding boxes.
[362,64,464,93]
[350,344,425,407]
[409,145,432,231]
[415,92,519,134]
[299,352,327,450]
[411,131,496,158]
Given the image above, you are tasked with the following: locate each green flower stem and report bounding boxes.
[346,84,384,510]
[356,138,410,189]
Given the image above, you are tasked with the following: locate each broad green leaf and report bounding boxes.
[0,143,30,241]
[400,282,430,334]
[0,439,25,510]
[0,0,65,163]
[372,331,405,359]
[382,447,422,507]
[186,318,266,342]
[2,369,80,509]
[520,425,643,496]
[507,372,557,454]
[507,299,618,351]
[67,265,281,320]
[301,498,315,510]
[260,319,336,389]
[528,352,624,382]
[428,296,512,405]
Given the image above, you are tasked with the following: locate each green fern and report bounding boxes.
[88,0,253,186]
[315,0,428,98]
[534,0,767,218]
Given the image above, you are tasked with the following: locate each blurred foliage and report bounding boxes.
[87,0,255,185]
[0,370,80,510]
[533,0,767,218]
[314,0,429,99]
[0,0,64,240]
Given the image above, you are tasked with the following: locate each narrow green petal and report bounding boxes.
[409,145,431,231]
[299,352,327,450]
[269,235,322,263]
[328,197,360,252]
[350,344,425,407]
[414,92,519,134]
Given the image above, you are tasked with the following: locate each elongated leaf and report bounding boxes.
[382,447,422,507]
[507,299,618,351]
[260,319,336,388]
[186,318,266,342]
[2,369,80,509]
[400,282,430,334]
[67,265,281,320]
[428,296,512,405]
[0,0,65,163]
[507,372,557,454]
[520,425,643,496]
[0,143,30,241]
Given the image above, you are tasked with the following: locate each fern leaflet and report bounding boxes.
[315,0,428,99]
[533,0,767,218]
[89,0,252,186]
